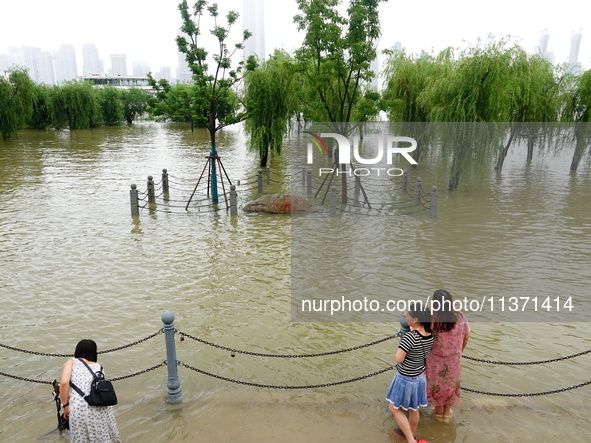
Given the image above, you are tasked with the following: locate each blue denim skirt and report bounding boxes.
[386,372,428,411]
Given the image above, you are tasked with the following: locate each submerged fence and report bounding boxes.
[130,168,437,218]
[1,311,590,406]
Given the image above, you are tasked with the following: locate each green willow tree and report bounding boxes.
[494,49,559,170]
[98,86,123,126]
[29,83,53,130]
[293,0,384,135]
[421,38,536,190]
[47,80,100,130]
[121,88,149,124]
[149,0,256,203]
[381,48,454,162]
[244,50,298,167]
[0,67,36,139]
[562,68,591,171]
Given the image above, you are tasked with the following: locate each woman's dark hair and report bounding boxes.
[408,302,432,334]
[432,289,458,333]
[74,339,98,362]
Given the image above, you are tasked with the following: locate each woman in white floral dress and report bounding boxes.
[60,339,121,443]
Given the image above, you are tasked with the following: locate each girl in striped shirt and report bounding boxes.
[386,303,434,443]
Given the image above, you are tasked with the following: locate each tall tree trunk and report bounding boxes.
[570,128,588,172]
[260,151,268,168]
[495,127,515,171]
[448,155,462,191]
[526,137,535,163]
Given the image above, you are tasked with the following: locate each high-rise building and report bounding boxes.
[8,46,55,84]
[158,66,172,81]
[569,32,583,74]
[0,54,9,72]
[538,31,554,63]
[243,0,266,60]
[82,44,104,76]
[54,44,78,84]
[176,34,192,83]
[370,57,380,91]
[133,61,150,77]
[36,50,55,84]
[110,54,127,76]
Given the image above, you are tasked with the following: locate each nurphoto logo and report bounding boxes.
[304,131,418,177]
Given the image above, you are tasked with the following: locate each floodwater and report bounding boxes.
[0,122,590,443]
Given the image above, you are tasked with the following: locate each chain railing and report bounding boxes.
[178,361,394,390]
[2,314,591,400]
[177,329,397,358]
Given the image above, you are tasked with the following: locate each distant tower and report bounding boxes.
[243,0,266,60]
[110,54,127,76]
[568,32,583,74]
[158,66,172,81]
[133,61,150,77]
[82,44,104,76]
[538,31,554,63]
[370,57,379,91]
[37,50,55,84]
[54,45,78,83]
[539,31,550,58]
[176,30,192,83]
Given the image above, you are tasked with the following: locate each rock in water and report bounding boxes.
[242,194,314,214]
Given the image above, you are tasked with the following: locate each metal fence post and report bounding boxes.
[266,166,271,185]
[306,170,312,196]
[257,169,263,193]
[162,311,182,403]
[162,169,169,196]
[430,186,438,218]
[302,168,306,189]
[329,184,337,216]
[130,184,139,217]
[402,170,408,194]
[415,177,422,206]
[147,176,156,205]
[229,185,237,216]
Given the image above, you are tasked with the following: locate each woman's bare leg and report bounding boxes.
[408,408,420,437]
[390,403,417,443]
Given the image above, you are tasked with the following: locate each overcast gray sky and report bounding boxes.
[1,0,589,74]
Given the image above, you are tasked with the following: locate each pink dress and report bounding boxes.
[426,311,470,408]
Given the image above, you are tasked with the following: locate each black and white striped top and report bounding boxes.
[396,330,434,377]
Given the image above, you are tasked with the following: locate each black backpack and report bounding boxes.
[70,358,118,407]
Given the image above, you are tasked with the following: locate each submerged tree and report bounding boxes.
[120,88,149,125]
[562,68,591,171]
[29,83,53,130]
[381,48,454,162]
[0,67,36,139]
[421,38,538,190]
[98,86,123,126]
[244,50,298,167]
[149,0,256,203]
[47,80,100,130]
[494,49,559,170]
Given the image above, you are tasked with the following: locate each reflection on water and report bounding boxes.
[0,122,590,442]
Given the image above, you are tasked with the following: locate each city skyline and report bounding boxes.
[1,0,590,84]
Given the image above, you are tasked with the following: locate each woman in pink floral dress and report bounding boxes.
[426,289,470,422]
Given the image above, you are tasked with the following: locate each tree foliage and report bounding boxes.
[562,69,591,171]
[47,80,101,130]
[293,0,384,135]
[0,67,36,139]
[150,0,257,144]
[244,50,298,167]
[380,37,576,189]
[98,86,123,126]
[121,88,149,124]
